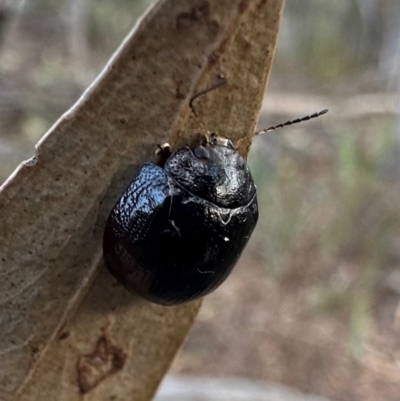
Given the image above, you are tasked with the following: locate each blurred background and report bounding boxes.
[0,1,399,400]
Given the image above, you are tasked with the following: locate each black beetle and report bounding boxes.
[103,110,328,306]
[103,133,258,305]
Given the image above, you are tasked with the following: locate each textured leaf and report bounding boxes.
[0,0,283,400]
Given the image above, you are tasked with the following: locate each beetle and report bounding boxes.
[103,110,328,306]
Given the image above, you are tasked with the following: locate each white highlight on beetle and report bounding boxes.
[170,220,181,237]
[217,210,232,225]
[197,268,215,274]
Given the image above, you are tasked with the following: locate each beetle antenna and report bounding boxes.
[190,75,227,116]
[256,109,328,135]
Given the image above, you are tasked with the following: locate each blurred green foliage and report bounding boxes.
[249,114,398,357]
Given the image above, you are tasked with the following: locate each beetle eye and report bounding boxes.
[238,158,245,170]
[194,146,210,160]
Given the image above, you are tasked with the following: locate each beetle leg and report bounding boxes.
[155,143,172,166]
[201,132,211,146]
[155,143,171,156]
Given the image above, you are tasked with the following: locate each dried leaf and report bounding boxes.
[0,0,283,400]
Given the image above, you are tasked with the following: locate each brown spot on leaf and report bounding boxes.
[31,346,39,357]
[257,0,268,11]
[208,37,229,65]
[208,19,220,36]
[58,331,70,341]
[238,0,252,14]
[176,1,211,30]
[77,326,127,393]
